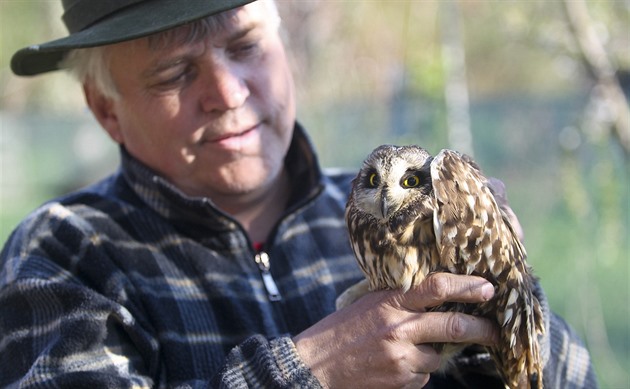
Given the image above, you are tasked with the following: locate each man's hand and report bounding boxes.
[293,273,499,389]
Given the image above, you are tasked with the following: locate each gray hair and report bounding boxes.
[61,0,280,100]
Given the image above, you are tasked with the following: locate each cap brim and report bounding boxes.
[11,0,256,76]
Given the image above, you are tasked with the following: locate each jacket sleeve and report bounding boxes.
[0,274,323,389]
[543,312,599,388]
[0,206,324,389]
[0,278,157,388]
[0,213,157,388]
[533,277,598,388]
[211,335,323,388]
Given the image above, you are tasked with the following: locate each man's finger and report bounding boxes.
[397,273,495,312]
[403,311,500,346]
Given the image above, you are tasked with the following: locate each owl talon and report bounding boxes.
[336,279,370,310]
[530,372,540,389]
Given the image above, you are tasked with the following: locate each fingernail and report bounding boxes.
[481,283,495,300]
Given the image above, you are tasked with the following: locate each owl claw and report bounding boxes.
[336,279,371,310]
[530,372,540,389]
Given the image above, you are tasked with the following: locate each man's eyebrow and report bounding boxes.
[142,21,263,78]
[224,22,259,43]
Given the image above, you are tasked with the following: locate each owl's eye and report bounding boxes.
[402,175,421,188]
[368,173,379,187]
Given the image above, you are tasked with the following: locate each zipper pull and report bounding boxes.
[254,251,282,301]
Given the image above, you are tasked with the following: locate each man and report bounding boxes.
[2,0,597,388]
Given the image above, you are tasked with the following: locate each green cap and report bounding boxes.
[11,0,256,76]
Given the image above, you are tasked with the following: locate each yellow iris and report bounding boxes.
[369,173,378,187]
[402,175,420,188]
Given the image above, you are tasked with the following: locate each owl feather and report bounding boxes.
[337,145,544,389]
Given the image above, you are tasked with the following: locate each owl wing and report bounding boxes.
[430,149,544,389]
[429,149,525,276]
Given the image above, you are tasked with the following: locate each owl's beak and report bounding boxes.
[379,189,389,219]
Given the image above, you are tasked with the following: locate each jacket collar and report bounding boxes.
[119,122,323,228]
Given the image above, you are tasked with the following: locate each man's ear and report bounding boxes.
[83,82,123,144]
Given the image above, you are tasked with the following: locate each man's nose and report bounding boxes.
[199,60,250,112]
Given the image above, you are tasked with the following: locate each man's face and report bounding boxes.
[97,1,295,200]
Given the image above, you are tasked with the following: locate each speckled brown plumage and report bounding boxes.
[338,145,544,389]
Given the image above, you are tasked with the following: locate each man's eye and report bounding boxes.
[229,41,261,59]
[160,73,186,86]
[154,67,195,90]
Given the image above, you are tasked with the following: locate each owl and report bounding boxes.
[337,145,544,389]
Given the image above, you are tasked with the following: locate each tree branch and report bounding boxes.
[562,0,630,157]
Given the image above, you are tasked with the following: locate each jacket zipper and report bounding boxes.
[254,251,282,301]
[248,182,324,303]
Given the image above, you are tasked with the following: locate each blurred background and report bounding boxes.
[1,0,628,386]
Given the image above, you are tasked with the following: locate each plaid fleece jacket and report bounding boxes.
[0,124,597,388]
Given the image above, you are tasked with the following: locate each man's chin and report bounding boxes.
[213,168,276,196]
